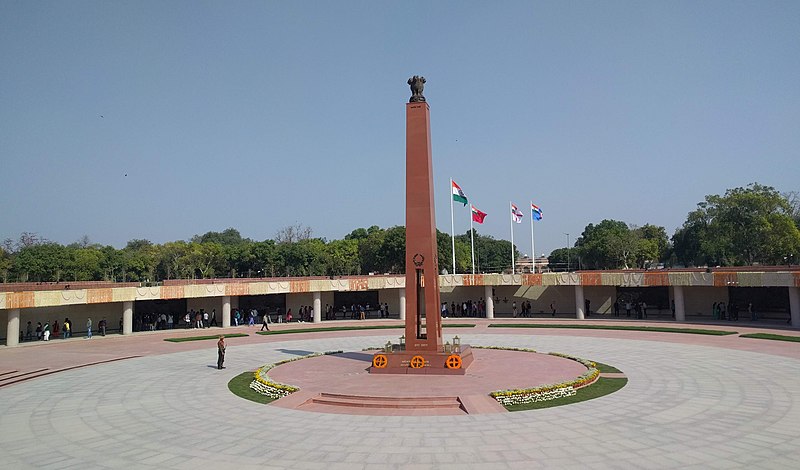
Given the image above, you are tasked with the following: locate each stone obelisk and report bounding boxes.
[404,76,443,351]
[369,77,473,374]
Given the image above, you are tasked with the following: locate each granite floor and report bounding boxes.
[1,329,799,469]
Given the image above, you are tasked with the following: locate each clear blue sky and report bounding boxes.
[2,1,798,257]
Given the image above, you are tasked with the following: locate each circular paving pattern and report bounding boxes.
[1,332,800,468]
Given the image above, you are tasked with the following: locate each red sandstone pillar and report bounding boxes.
[404,101,443,352]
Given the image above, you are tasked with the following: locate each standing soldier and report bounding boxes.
[217,336,226,370]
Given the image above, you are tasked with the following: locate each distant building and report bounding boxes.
[515,255,549,274]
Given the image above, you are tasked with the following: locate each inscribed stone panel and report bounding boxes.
[160,286,185,299]
[713,273,737,287]
[224,283,249,297]
[521,274,542,286]
[580,273,602,286]
[348,279,368,291]
[644,272,669,286]
[289,280,311,293]
[7,292,35,309]
[87,288,113,304]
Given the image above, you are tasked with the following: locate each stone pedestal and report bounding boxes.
[370,345,475,375]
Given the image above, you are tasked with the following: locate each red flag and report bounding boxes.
[471,205,487,224]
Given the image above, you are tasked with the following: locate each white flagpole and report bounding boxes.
[470,206,476,275]
[530,201,536,274]
[450,178,456,274]
[510,201,515,275]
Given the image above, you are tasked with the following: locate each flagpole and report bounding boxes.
[470,206,476,275]
[530,201,536,274]
[450,178,456,274]
[510,201,515,275]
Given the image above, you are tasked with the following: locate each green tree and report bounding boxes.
[673,183,800,266]
[12,243,70,282]
[191,228,248,246]
[0,247,12,282]
[325,239,360,275]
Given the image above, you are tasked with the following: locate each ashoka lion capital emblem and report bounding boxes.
[408,75,426,103]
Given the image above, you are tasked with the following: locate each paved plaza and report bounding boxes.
[1,322,799,469]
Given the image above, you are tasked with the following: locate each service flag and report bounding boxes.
[511,203,524,223]
[531,203,543,221]
[471,205,487,224]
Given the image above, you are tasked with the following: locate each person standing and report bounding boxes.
[64,318,71,339]
[217,336,226,370]
[261,312,270,331]
[550,301,557,317]
[43,321,50,341]
[625,301,632,317]
[749,302,756,321]
[86,318,93,339]
[613,300,620,317]
[210,309,218,327]
[203,310,209,328]
[53,320,60,339]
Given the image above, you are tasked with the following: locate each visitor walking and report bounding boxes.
[261,312,270,331]
[86,318,93,339]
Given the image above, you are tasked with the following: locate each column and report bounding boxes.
[575,285,585,320]
[399,288,406,321]
[6,309,20,347]
[485,285,494,319]
[313,291,322,323]
[222,296,231,328]
[122,301,133,335]
[789,287,800,328]
[674,286,686,322]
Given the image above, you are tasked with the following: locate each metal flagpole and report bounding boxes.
[470,206,476,275]
[450,178,456,274]
[510,202,515,275]
[530,201,536,274]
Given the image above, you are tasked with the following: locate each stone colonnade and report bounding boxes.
[4,285,800,346]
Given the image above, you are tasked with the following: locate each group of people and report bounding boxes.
[22,317,105,341]
[612,300,649,318]
[442,299,487,317]
[182,309,218,329]
[712,301,753,321]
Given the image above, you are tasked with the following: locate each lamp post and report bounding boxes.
[564,233,570,272]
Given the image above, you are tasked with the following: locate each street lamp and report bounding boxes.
[564,233,570,272]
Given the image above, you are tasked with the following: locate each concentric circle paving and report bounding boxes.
[1,333,799,468]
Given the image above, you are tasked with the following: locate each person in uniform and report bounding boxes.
[217,336,226,369]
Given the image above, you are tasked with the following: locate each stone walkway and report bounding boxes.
[0,321,799,468]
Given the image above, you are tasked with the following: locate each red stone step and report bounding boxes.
[305,393,466,411]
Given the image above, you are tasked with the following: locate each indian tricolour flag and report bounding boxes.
[452,180,468,206]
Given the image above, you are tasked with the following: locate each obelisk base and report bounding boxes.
[370,346,474,375]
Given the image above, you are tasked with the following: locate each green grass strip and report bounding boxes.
[488,323,737,336]
[594,361,622,374]
[227,371,276,404]
[740,333,800,343]
[256,324,475,335]
[164,333,249,342]
[505,377,628,412]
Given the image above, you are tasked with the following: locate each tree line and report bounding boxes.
[0,223,515,283]
[548,183,800,269]
[1,183,798,283]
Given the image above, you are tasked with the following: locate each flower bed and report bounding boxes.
[488,349,600,406]
[249,350,342,399]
